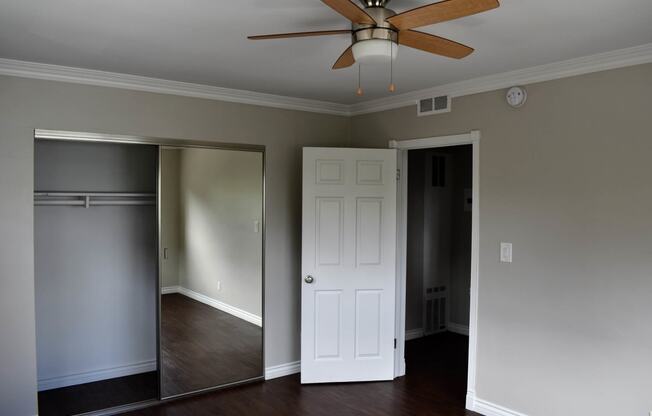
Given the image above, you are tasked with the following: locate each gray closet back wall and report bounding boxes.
[34,140,158,389]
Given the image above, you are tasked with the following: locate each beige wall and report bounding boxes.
[160,148,181,289]
[0,75,349,416]
[177,148,263,317]
[161,147,263,317]
[351,63,652,416]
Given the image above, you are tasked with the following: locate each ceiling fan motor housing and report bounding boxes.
[352,6,398,63]
[352,6,398,43]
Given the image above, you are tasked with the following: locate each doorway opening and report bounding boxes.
[405,144,472,403]
[392,131,480,410]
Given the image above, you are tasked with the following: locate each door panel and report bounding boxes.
[301,148,397,383]
[316,198,344,266]
[314,290,343,360]
[356,198,383,266]
[355,289,382,359]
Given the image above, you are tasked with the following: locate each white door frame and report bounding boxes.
[389,130,480,410]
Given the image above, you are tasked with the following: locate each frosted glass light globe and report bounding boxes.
[352,39,398,64]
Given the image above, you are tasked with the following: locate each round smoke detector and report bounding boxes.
[506,86,527,108]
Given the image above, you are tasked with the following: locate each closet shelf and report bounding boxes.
[34,192,156,207]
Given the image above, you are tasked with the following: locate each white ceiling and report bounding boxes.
[0,0,651,104]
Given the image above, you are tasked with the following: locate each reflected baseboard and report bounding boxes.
[161,285,180,295]
[265,361,300,380]
[161,286,262,327]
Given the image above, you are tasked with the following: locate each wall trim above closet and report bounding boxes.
[34,129,265,152]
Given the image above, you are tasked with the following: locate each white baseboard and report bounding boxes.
[405,328,424,340]
[162,286,262,327]
[466,391,476,410]
[447,322,470,336]
[467,393,528,416]
[161,285,180,294]
[265,361,301,380]
[406,324,469,339]
[38,360,157,391]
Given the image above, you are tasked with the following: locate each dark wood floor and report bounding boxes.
[38,293,263,415]
[127,332,478,416]
[38,371,157,416]
[161,293,263,398]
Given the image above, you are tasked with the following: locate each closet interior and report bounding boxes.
[33,132,265,415]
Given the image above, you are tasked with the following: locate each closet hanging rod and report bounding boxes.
[34,200,85,206]
[34,192,156,197]
[91,200,155,205]
[34,191,156,207]
[35,200,155,206]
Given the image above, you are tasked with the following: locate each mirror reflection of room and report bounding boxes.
[160,147,264,398]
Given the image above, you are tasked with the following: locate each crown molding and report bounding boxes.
[349,42,652,115]
[0,58,351,116]
[1,42,651,117]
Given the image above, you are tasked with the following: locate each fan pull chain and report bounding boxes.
[356,64,363,96]
[389,41,396,93]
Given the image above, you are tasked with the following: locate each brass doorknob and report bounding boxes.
[305,275,314,284]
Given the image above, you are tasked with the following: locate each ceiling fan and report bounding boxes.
[248,0,500,78]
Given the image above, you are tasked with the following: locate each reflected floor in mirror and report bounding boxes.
[161,293,263,398]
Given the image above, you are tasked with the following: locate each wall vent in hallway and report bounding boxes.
[424,286,447,335]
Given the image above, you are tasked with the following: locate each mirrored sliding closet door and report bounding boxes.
[159,146,264,398]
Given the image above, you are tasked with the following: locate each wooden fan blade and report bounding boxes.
[332,45,355,69]
[387,0,499,30]
[248,29,351,40]
[399,30,473,59]
[321,0,376,25]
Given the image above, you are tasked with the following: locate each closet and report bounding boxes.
[33,131,265,415]
[35,139,158,415]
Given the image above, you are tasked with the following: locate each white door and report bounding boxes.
[301,147,397,383]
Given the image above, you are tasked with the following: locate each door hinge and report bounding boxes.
[396,169,401,180]
[394,338,397,349]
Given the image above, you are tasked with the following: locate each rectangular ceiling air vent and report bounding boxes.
[417,95,451,117]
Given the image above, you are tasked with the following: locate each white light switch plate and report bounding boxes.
[500,242,513,263]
